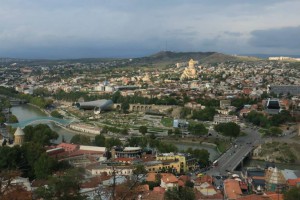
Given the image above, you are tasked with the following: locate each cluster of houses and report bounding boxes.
[5,140,300,200]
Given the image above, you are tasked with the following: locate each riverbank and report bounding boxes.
[161,138,220,161]
[244,158,300,170]
[27,103,51,117]
[161,137,229,153]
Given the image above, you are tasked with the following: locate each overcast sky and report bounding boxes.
[1,0,300,59]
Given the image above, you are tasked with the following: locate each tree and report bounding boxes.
[192,107,217,121]
[34,154,56,179]
[284,187,300,200]
[50,110,63,119]
[164,187,195,200]
[70,134,91,145]
[185,180,194,188]
[188,123,208,136]
[94,134,106,147]
[127,137,148,148]
[180,107,191,118]
[186,148,210,166]
[0,114,6,124]
[105,137,122,149]
[0,146,22,170]
[214,122,240,138]
[246,111,269,128]
[157,142,178,153]
[112,91,122,103]
[35,168,86,200]
[29,96,53,108]
[116,165,147,200]
[23,124,59,145]
[8,115,18,123]
[0,170,32,200]
[21,142,46,179]
[271,110,295,126]
[265,127,283,137]
[121,101,130,113]
[139,126,148,135]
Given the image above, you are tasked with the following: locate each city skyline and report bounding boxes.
[1,0,300,59]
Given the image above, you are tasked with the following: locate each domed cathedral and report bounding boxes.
[180,59,198,81]
[14,127,25,146]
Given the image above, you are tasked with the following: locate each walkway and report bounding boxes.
[5,116,77,128]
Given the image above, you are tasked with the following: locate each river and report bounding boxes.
[10,104,76,142]
[173,142,219,161]
[11,104,220,160]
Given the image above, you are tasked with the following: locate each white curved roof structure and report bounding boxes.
[76,99,113,110]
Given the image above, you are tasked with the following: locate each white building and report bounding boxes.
[69,123,101,135]
[213,114,238,124]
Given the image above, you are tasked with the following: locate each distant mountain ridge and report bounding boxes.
[0,51,261,65]
[132,51,247,65]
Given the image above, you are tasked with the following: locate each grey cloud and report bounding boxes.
[224,31,243,37]
[1,0,300,58]
[249,26,300,49]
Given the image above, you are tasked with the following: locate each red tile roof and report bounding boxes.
[287,177,300,187]
[264,192,284,200]
[57,143,78,151]
[195,175,213,184]
[161,173,178,184]
[224,179,242,200]
[153,186,165,194]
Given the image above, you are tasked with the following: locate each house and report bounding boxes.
[287,177,300,188]
[160,173,178,190]
[223,179,242,200]
[213,114,238,124]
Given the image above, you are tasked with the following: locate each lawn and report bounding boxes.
[161,117,173,127]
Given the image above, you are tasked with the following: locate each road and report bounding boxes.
[206,125,262,176]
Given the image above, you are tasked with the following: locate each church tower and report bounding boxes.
[14,127,25,146]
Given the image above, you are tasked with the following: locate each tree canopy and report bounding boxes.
[188,123,208,136]
[50,110,63,119]
[164,187,195,200]
[139,126,148,135]
[23,124,59,146]
[35,168,86,200]
[0,142,60,180]
[284,187,300,200]
[186,147,210,166]
[265,127,283,137]
[192,107,217,121]
[70,134,91,145]
[214,122,240,138]
[94,134,106,147]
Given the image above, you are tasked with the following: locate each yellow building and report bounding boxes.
[144,160,181,173]
[156,153,197,173]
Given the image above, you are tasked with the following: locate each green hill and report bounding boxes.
[130,51,256,66]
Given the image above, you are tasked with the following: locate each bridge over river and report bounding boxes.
[6,116,77,128]
[206,126,263,176]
